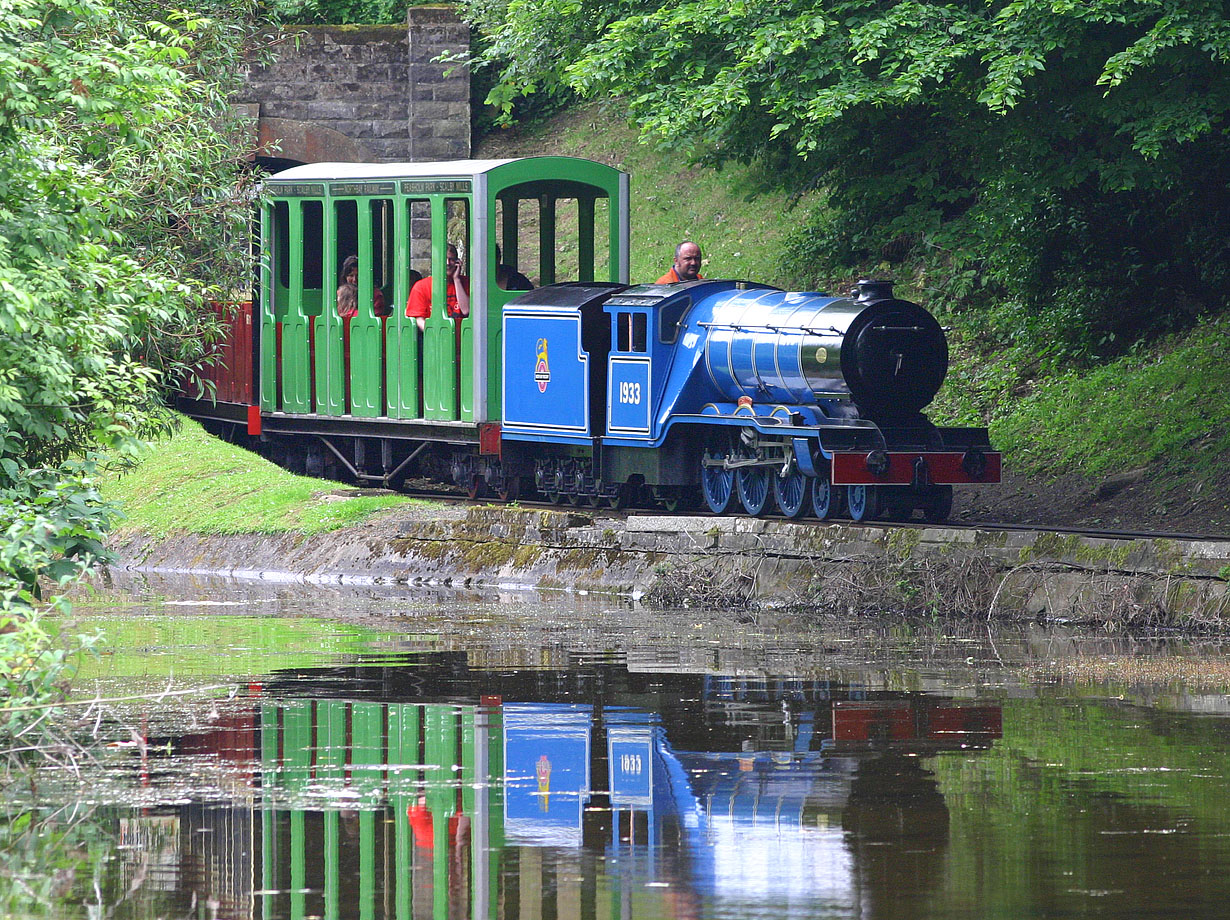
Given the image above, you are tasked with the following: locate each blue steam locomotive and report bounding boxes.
[501,278,998,522]
[179,156,999,522]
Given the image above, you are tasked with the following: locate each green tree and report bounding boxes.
[0,0,266,703]
[463,0,1230,364]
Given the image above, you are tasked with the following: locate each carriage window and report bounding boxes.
[271,201,292,291]
[496,188,615,289]
[301,200,323,293]
[334,200,358,282]
[407,198,432,289]
[617,312,647,353]
[446,198,469,278]
[551,196,609,283]
[592,196,611,281]
[494,197,537,291]
[369,199,393,311]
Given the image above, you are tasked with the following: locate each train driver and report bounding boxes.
[405,243,470,332]
[656,240,704,284]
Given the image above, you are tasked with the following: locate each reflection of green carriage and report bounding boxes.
[264,700,507,920]
[257,157,628,492]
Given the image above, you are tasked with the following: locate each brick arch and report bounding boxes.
[257,117,376,165]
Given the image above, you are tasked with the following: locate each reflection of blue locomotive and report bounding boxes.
[503,278,1000,521]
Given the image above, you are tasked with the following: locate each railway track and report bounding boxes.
[373,482,1230,545]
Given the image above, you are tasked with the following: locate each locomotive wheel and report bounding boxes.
[811,472,844,521]
[922,485,954,523]
[701,454,736,514]
[652,486,683,512]
[602,483,633,510]
[773,469,812,519]
[737,467,775,517]
[846,484,880,522]
[467,474,486,501]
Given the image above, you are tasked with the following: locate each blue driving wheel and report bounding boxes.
[737,466,775,516]
[701,453,736,514]
[773,469,812,519]
[811,471,844,520]
[846,484,880,522]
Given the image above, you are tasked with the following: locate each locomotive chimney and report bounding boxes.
[854,279,894,302]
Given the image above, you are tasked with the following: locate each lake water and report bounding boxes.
[8,572,1230,919]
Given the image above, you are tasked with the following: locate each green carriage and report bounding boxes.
[257,156,629,486]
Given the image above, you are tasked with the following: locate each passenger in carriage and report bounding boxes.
[404,243,469,332]
[336,254,387,318]
[495,245,533,291]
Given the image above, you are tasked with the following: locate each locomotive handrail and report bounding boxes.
[696,322,845,336]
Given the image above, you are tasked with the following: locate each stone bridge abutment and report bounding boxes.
[239,6,470,167]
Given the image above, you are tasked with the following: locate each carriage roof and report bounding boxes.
[264,156,624,187]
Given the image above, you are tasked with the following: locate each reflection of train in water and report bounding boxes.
[181,156,999,522]
[137,659,1001,919]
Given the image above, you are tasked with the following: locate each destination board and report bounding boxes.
[401,179,472,195]
[331,182,397,197]
[269,183,325,197]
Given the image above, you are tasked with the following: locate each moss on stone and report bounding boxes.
[460,540,519,571]
[886,528,921,560]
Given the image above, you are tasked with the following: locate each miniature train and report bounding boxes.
[179,156,999,522]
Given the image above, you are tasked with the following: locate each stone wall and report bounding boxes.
[110,507,1230,628]
[240,7,470,164]
[406,6,471,161]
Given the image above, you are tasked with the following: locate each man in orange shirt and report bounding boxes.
[656,240,703,284]
[405,243,470,331]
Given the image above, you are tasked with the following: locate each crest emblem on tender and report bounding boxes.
[535,337,550,393]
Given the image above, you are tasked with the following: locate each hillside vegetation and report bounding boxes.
[477,102,1230,533]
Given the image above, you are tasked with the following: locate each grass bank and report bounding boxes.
[100,418,412,538]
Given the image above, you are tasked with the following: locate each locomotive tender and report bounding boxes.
[179,155,999,522]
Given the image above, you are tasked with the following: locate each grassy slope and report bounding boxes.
[100,418,411,537]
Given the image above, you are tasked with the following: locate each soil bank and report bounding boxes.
[109,506,1230,630]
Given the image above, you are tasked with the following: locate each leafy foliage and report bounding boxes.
[463,0,1230,366]
[0,0,267,686]
[261,0,406,24]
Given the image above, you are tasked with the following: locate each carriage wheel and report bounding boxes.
[701,454,736,514]
[773,469,812,519]
[737,467,775,517]
[846,484,880,522]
